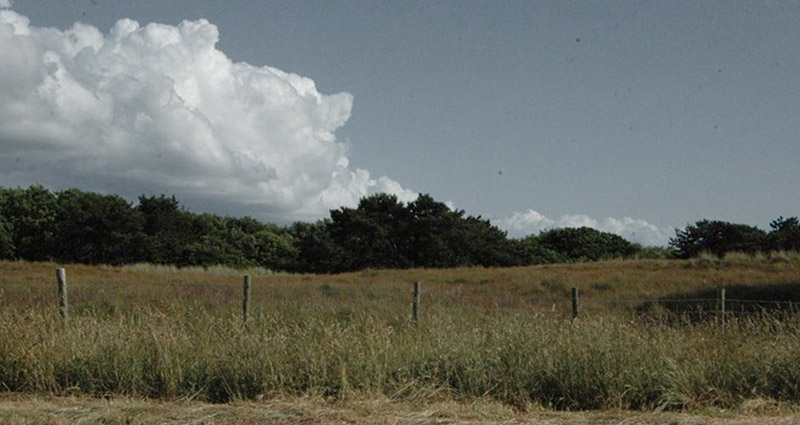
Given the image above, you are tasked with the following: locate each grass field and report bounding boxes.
[2,254,800,415]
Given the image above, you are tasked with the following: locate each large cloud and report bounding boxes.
[499,209,671,247]
[0,10,415,222]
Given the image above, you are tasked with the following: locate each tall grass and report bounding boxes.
[2,257,800,409]
[3,304,800,409]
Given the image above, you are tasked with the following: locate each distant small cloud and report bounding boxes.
[0,1,11,9]
[0,10,414,222]
[499,209,671,247]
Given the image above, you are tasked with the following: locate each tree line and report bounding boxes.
[669,217,800,258]
[0,185,796,272]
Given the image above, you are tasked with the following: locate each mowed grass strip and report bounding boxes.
[1,394,799,425]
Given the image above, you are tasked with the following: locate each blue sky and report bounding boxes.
[1,1,798,246]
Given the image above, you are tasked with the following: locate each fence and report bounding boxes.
[46,268,800,326]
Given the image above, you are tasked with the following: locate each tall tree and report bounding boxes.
[407,194,461,267]
[0,213,14,259]
[450,215,522,267]
[0,185,57,261]
[328,193,414,270]
[516,235,566,265]
[288,220,343,273]
[326,193,525,270]
[53,189,144,265]
[179,213,244,267]
[670,220,767,258]
[768,216,800,251]
[539,227,637,261]
[136,195,193,264]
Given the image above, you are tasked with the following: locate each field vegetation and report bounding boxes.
[2,254,800,412]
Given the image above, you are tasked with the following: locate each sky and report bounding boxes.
[1,0,798,246]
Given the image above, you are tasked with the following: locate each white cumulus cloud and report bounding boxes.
[0,1,11,9]
[499,209,671,247]
[0,10,414,222]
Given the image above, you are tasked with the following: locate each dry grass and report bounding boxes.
[2,256,800,412]
[3,254,800,314]
[0,394,799,425]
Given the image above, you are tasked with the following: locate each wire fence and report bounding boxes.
[21,268,798,326]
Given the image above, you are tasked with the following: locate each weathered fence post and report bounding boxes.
[571,287,579,320]
[242,275,251,324]
[412,280,421,324]
[56,268,68,321]
[719,287,726,331]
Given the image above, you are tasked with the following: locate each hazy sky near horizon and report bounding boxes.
[1,0,798,246]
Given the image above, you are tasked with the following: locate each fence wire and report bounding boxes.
[3,270,799,322]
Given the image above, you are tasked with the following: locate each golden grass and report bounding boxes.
[3,254,799,314]
[0,394,798,425]
[2,256,800,410]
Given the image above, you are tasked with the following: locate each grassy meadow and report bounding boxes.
[2,253,800,411]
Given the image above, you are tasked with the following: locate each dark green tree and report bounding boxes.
[450,215,522,267]
[407,194,461,267]
[516,235,567,264]
[138,196,297,269]
[324,193,525,270]
[409,195,526,267]
[328,193,414,270]
[180,213,243,267]
[0,185,57,261]
[288,220,343,273]
[219,216,263,268]
[251,225,297,271]
[136,195,194,264]
[0,213,14,259]
[53,188,145,265]
[767,216,800,252]
[670,220,767,258]
[211,216,297,270]
[538,227,637,261]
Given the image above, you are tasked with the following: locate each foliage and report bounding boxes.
[136,195,192,265]
[515,235,567,264]
[0,185,57,261]
[328,193,414,270]
[14,184,795,270]
[670,220,768,259]
[630,245,676,259]
[53,188,145,265]
[537,226,637,261]
[0,213,13,259]
[768,216,800,252]
[0,186,300,270]
[324,193,523,271]
[288,220,344,273]
[406,194,461,267]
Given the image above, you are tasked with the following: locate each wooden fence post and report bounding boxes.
[412,281,421,324]
[719,288,726,331]
[56,268,67,321]
[571,287,579,320]
[242,275,251,324]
